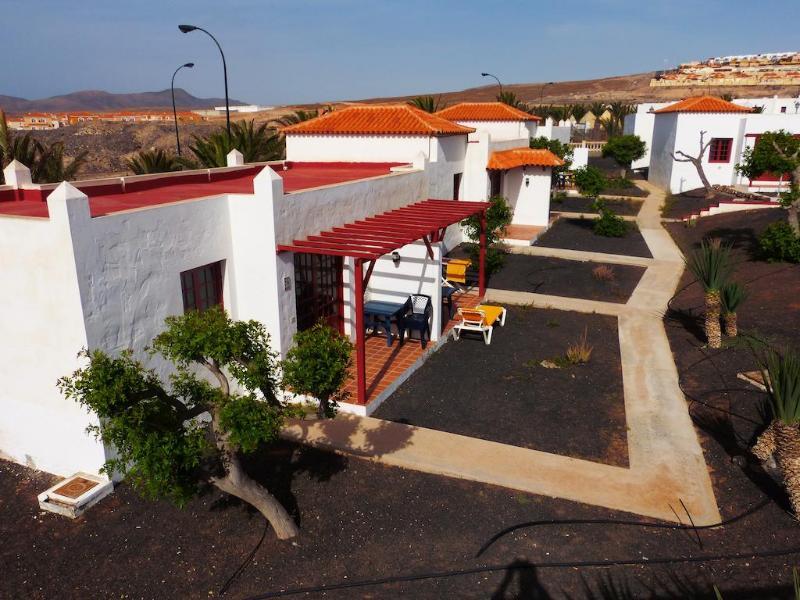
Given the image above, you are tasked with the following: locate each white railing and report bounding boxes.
[568,141,606,152]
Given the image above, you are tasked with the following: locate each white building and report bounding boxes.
[646,96,800,194]
[0,102,561,478]
[625,95,800,172]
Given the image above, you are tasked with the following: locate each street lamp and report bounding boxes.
[481,72,503,96]
[179,24,231,137]
[171,62,194,156]
[539,82,554,105]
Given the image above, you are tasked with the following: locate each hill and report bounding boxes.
[0,89,246,113]
[351,71,800,106]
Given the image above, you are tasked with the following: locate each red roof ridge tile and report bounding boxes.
[654,96,753,114]
[436,102,541,122]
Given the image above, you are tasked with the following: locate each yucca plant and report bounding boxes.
[720,281,747,337]
[684,239,733,348]
[752,348,800,516]
[125,148,183,175]
[187,119,285,167]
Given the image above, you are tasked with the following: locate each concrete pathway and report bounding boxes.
[283,181,721,525]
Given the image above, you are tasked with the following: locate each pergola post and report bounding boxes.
[478,211,487,297]
[353,258,367,405]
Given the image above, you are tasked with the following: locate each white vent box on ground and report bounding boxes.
[37,472,113,518]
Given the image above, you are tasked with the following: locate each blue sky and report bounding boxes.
[5,0,799,104]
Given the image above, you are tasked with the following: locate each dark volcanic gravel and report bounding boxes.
[535,217,653,258]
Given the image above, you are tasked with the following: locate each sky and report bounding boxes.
[5,0,799,105]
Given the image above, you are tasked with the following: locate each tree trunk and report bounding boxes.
[752,421,777,461]
[705,290,722,349]
[788,203,800,236]
[774,421,800,516]
[723,311,738,337]
[620,167,627,180]
[212,459,299,540]
[788,166,800,235]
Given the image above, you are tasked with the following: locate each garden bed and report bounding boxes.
[374,306,628,467]
[535,217,653,258]
[660,187,738,219]
[488,254,645,303]
[551,195,643,216]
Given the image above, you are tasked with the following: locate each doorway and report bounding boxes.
[293,253,344,333]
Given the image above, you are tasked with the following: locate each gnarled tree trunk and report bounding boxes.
[705,290,722,349]
[672,131,715,199]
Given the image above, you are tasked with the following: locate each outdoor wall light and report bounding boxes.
[391,251,401,265]
[525,177,530,187]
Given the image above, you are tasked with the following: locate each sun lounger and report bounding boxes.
[445,258,470,285]
[453,304,507,345]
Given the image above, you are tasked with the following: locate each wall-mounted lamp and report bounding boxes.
[525,177,530,187]
[391,251,401,266]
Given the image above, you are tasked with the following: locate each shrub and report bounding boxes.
[573,166,607,198]
[592,265,616,281]
[461,195,512,275]
[593,209,628,237]
[565,327,593,364]
[604,176,634,190]
[759,221,800,263]
[465,243,507,274]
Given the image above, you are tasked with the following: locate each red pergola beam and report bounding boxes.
[276,244,378,260]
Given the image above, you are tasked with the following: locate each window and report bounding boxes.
[180,261,224,312]
[708,138,733,163]
[780,106,787,113]
[489,170,503,197]
[453,173,463,200]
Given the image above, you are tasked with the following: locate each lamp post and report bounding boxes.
[179,24,231,138]
[539,81,554,105]
[171,62,194,156]
[481,72,503,97]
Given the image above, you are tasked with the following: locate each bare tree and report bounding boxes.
[671,130,714,198]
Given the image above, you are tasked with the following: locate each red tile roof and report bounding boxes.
[281,104,474,136]
[487,148,564,170]
[654,96,753,114]
[436,102,541,122]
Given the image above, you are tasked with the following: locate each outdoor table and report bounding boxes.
[363,300,406,346]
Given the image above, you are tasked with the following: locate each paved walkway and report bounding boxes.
[283,182,721,525]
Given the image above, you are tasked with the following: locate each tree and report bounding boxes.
[573,165,607,198]
[187,120,284,167]
[125,149,183,175]
[720,282,746,337]
[751,347,800,517]
[602,135,646,178]
[57,307,300,539]
[736,130,800,234]
[671,130,715,198]
[282,322,353,419]
[272,109,321,128]
[684,239,733,349]
[497,91,525,109]
[530,136,573,183]
[461,195,512,273]
[408,96,445,113]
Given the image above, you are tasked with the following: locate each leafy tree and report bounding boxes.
[461,195,512,274]
[602,134,646,178]
[736,130,800,234]
[58,307,300,540]
[187,120,284,167]
[751,347,800,517]
[573,165,607,198]
[497,91,525,109]
[125,149,183,175]
[272,109,321,128]
[408,96,445,113]
[530,136,573,182]
[684,239,733,349]
[282,322,353,419]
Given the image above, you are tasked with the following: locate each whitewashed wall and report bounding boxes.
[0,188,108,477]
[286,134,434,163]
[504,167,553,226]
[455,120,537,141]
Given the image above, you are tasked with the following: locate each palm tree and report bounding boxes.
[272,109,320,127]
[720,282,747,337]
[30,141,87,184]
[588,102,607,119]
[570,103,588,122]
[684,239,733,348]
[1,110,39,183]
[408,95,445,113]
[125,149,183,175]
[751,348,800,516]
[497,90,524,109]
[187,120,284,167]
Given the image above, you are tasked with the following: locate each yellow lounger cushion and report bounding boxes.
[475,305,504,327]
[446,259,470,284]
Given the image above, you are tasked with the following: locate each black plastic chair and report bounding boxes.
[400,294,432,348]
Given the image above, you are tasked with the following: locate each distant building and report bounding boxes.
[213,104,272,113]
[651,51,800,87]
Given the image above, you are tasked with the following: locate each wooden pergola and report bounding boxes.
[277,198,490,405]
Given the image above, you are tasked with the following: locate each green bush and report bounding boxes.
[465,243,507,274]
[593,208,628,237]
[604,176,634,190]
[573,166,607,198]
[759,221,800,263]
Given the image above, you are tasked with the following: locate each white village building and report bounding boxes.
[0,102,561,478]
[625,95,800,182]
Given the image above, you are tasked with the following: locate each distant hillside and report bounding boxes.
[0,89,246,113]
[354,71,800,106]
